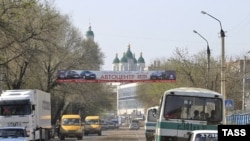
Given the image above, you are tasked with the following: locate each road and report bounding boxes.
[51,126,146,141]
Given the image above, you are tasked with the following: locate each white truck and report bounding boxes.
[0,89,52,141]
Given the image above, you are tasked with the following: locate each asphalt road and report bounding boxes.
[51,126,146,141]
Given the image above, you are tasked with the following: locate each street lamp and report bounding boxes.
[193,30,211,89]
[201,11,226,98]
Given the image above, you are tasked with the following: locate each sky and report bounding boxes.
[53,0,250,70]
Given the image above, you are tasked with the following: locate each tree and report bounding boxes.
[0,0,113,124]
[136,47,222,108]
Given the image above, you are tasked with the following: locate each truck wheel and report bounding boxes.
[78,136,83,140]
[59,135,65,140]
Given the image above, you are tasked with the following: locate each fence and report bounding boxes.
[226,113,250,125]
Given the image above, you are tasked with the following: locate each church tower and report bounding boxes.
[112,44,145,71]
[86,25,94,41]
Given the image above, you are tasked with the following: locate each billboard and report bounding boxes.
[56,70,176,83]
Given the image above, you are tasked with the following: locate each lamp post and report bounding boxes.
[193,30,211,89]
[201,11,226,98]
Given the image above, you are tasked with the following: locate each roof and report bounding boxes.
[86,26,94,37]
[61,114,81,118]
[189,130,217,134]
[85,116,100,120]
[113,53,120,64]
[164,87,222,97]
[137,52,145,63]
[125,44,133,59]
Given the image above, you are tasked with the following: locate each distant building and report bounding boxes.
[117,83,144,117]
[112,44,145,71]
[85,25,94,41]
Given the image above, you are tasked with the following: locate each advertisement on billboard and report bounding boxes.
[56,70,176,83]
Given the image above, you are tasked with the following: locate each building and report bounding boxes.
[112,44,145,71]
[116,83,144,117]
[85,25,94,41]
[112,45,146,120]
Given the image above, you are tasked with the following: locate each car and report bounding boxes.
[111,119,119,129]
[187,130,218,141]
[80,70,96,80]
[106,121,115,129]
[64,70,81,79]
[57,70,67,79]
[101,120,109,130]
[129,119,140,130]
[150,71,167,80]
[0,127,29,141]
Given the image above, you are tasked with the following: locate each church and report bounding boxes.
[112,44,145,71]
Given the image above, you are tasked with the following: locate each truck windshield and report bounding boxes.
[0,128,25,137]
[0,101,31,116]
[163,95,223,122]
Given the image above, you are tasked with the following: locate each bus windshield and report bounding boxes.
[147,109,158,122]
[61,118,81,125]
[163,95,223,122]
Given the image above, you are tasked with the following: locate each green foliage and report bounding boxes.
[0,0,112,124]
[137,48,243,111]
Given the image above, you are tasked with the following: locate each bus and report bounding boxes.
[154,87,225,141]
[144,106,159,141]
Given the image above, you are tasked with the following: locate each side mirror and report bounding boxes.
[152,109,156,114]
[32,105,35,111]
[152,108,157,116]
[24,127,29,137]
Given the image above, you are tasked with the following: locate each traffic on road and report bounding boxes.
[51,126,146,141]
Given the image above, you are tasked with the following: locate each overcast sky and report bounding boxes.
[53,0,250,70]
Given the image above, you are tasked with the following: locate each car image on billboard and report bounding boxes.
[80,70,96,80]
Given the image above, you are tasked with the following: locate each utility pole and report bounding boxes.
[242,56,246,111]
[201,11,226,98]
